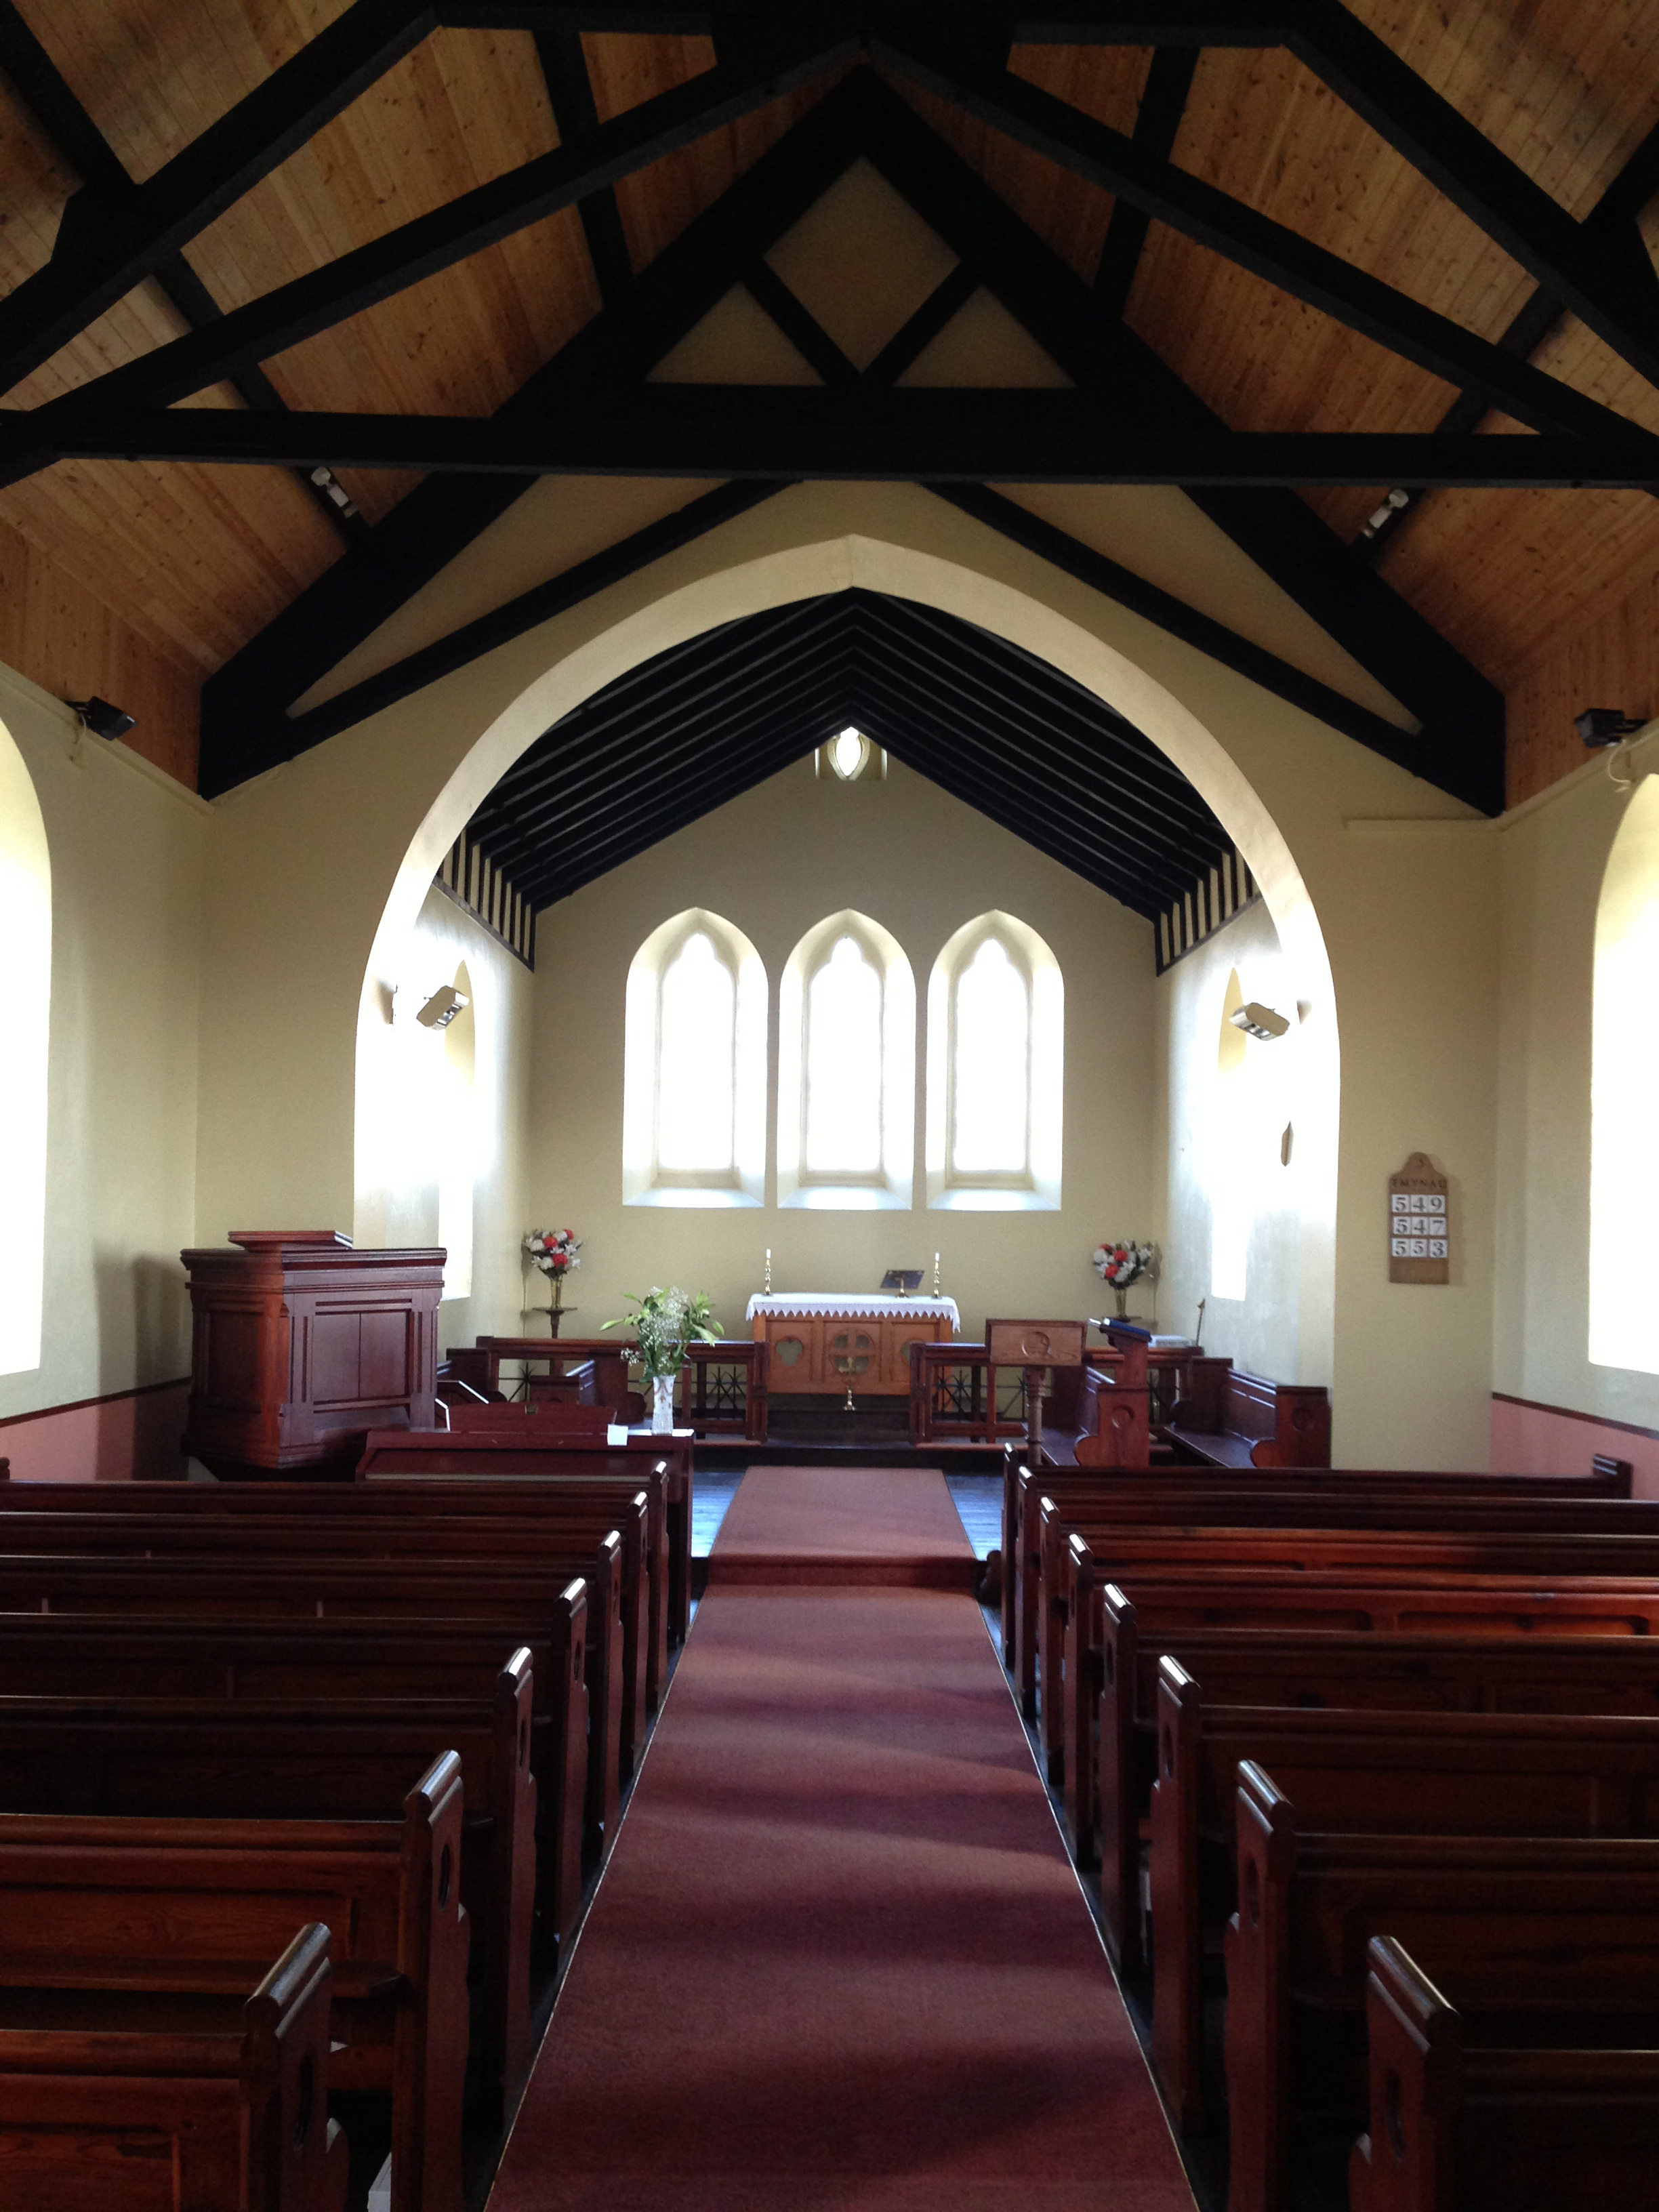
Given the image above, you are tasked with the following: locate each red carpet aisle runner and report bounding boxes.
[707,1465,981,1588]
[488,1469,1195,2212]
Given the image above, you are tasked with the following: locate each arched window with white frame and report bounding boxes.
[926,912,1061,1210]
[623,909,766,1207]
[1590,777,1659,1373]
[0,714,49,1375]
[778,912,914,1209]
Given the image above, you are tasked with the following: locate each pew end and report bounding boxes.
[1349,1937,1460,2212]
[1094,1577,1142,1973]
[1223,1760,1298,2212]
[243,1922,353,2212]
[0,1921,350,2212]
[1149,1656,1209,2135]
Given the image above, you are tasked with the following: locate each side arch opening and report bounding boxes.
[0,715,49,1377]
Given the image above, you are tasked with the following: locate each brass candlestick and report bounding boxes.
[834,1353,859,1412]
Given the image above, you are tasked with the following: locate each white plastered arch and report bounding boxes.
[0,713,51,1376]
[321,490,1341,1382]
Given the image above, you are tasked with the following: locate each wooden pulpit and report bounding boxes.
[181,1231,444,1479]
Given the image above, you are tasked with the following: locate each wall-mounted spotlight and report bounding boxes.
[1230,1002,1290,1041]
[1574,706,1659,791]
[415,985,468,1031]
[66,695,136,741]
[1574,708,1647,749]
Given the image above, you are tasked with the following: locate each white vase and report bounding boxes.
[651,1374,676,1433]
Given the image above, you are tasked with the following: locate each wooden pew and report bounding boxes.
[3,1463,672,1677]
[0,1921,351,2212]
[1153,1668,1659,2135]
[996,1452,1634,1675]
[0,1672,535,2108]
[356,1427,691,1656]
[0,1762,467,2212]
[1032,1500,1659,1774]
[0,1500,636,1833]
[469,1337,636,1416]
[1086,1586,1659,1947]
[0,1610,590,1967]
[1349,1935,1659,2212]
[0,1485,655,1751]
[1164,1357,1331,1467]
[1228,1769,1659,2212]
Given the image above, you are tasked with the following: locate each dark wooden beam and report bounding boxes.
[848,72,1504,804]
[1092,45,1196,316]
[438,5,1295,45]
[0,0,436,395]
[928,483,1482,800]
[197,70,876,781]
[22,26,851,430]
[743,258,861,383]
[40,389,1656,487]
[0,0,365,544]
[863,262,980,382]
[872,33,1650,443]
[533,20,636,305]
[1290,0,1659,394]
[200,480,787,796]
[1359,109,1659,560]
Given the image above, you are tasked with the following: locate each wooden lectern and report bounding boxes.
[181,1231,444,1479]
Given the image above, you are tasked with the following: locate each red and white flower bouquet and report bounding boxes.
[525,1227,581,1279]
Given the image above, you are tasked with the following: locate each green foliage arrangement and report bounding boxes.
[602,1286,722,1381]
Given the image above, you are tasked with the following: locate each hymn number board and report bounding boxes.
[1388,1152,1450,1285]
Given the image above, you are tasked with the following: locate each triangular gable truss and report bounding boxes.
[14,9,1659,808]
[184,71,1500,803]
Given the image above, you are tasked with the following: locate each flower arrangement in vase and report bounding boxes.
[1092,1239,1155,1320]
[525,1227,581,1334]
[602,1287,722,1433]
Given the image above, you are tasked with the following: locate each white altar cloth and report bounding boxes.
[745,1292,960,1332]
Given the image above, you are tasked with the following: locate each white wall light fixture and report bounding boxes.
[1229,1001,1290,1041]
[416,985,469,1030]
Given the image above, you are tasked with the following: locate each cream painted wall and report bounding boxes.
[354,884,534,1348]
[526,754,1154,1338]
[1153,901,1306,1378]
[191,479,1513,1465]
[1494,755,1659,1437]
[1322,821,1499,1469]
[0,661,205,1421]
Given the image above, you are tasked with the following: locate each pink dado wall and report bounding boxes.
[0,1378,191,1483]
[1492,1393,1659,1500]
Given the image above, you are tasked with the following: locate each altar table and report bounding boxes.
[746,1294,960,1396]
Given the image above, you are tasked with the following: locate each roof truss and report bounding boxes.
[14,3,1648,815]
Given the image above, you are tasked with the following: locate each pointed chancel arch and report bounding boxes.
[0,715,49,1376]
[623,909,766,1208]
[926,912,1062,1211]
[779,912,915,1210]
[340,489,1340,1385]
[1590,777,1659,1375]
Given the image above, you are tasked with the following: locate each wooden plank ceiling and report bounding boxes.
[1,0,1658,819]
